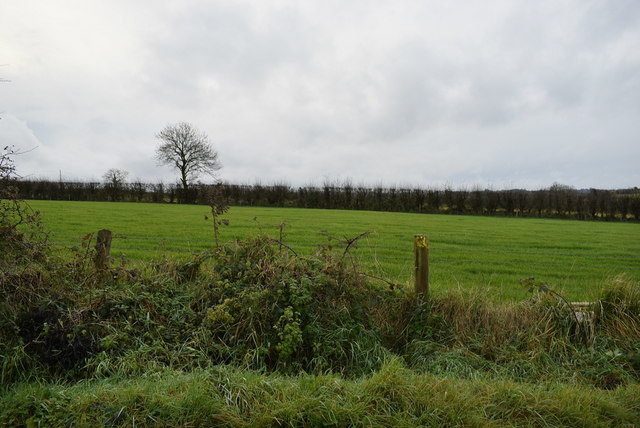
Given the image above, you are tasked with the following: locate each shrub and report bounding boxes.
[192,236,391,375]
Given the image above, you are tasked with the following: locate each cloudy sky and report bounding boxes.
[1,0,639,189]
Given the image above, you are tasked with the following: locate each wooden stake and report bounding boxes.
[414,234,429,299]
[94,229,112,269]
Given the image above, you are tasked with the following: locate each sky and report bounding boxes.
[1,0,639,190]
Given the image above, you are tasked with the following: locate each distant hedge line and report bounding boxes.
[15,179,640,221]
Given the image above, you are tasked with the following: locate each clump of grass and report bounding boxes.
[372,280,640,387]
[598,274,640,339]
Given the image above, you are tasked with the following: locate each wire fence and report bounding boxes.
[45,231,640,273]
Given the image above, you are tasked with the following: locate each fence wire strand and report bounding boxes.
[47,232,639,261]
[48,232,640,272]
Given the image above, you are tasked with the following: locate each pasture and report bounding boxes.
[29,200,640,300]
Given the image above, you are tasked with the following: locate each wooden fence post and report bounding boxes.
[94,229,112,269]
[414,235,429,299]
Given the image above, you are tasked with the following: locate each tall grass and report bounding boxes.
[2,362,639,427]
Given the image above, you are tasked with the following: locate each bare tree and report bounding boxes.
[103,168,128,186]
[102,168,129,201]
[155,122,221,191]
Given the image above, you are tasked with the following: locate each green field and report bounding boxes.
[30,200,640,300]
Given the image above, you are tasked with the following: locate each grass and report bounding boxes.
[3,361,639,427]
[30,200,640,301]
[3,206,640,427]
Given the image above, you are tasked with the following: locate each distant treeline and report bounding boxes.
[15,179,640,221]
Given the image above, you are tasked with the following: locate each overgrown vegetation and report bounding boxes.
[2,235,640,424]
[2,150,640,425]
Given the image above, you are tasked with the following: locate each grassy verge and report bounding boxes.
[3,361,639,427]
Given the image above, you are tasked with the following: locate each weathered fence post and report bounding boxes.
[94,229,112,269]
[414,234,429,299]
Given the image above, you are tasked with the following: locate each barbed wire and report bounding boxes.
[429,258,640,270]
[47,232,640,263]
[47,241,640,271]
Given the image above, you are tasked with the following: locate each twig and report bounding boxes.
[340,231,372,261]
[269,239,298,257]
[357,271,400,290]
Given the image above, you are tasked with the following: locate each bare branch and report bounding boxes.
[340,231,372,261]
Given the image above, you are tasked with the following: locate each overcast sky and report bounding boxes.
[1,0,639,189]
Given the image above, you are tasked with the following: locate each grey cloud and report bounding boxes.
[581,0,640,44]
[142,3,312,108]
[1,0,639,189]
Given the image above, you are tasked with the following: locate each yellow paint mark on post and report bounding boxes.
[415,235,429,249]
